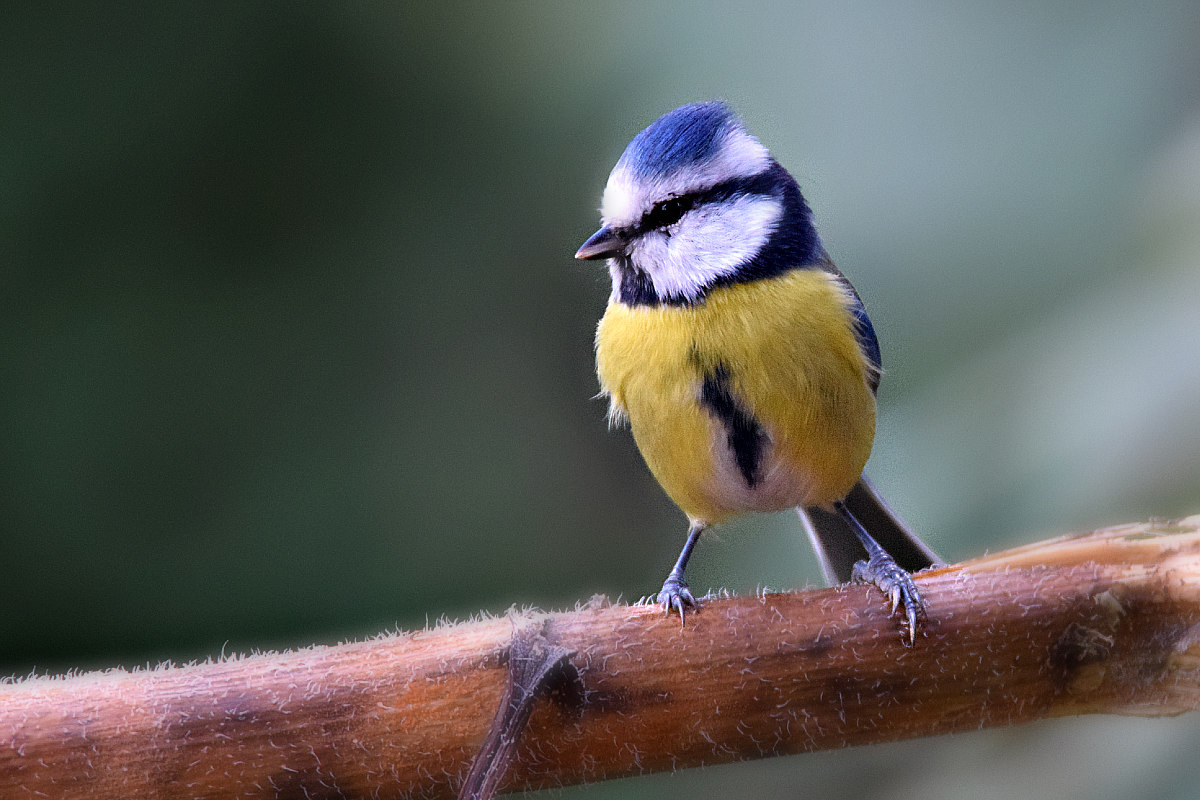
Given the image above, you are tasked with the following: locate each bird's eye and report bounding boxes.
[644,196,693,230]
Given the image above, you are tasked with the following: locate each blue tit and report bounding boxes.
[576,101,940,642]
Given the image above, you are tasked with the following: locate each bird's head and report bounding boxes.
[576,101,821,306]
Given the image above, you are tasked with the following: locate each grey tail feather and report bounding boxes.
[798,476,942,586]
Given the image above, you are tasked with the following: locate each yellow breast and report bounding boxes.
[595,269,876,523]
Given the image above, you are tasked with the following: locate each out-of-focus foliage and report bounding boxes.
[3,3,1199,798]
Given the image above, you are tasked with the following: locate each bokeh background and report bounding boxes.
[5,3,1200,798]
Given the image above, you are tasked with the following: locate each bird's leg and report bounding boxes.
[836,501,926,644]
[656,521,706,625]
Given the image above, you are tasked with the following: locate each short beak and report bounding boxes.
[574,225,626,261]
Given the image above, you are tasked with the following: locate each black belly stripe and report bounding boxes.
[699,364,768,488]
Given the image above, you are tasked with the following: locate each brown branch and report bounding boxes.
[456,622,576,800]
[3,515,1200,799]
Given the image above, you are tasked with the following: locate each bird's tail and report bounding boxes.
[799,477,942,586]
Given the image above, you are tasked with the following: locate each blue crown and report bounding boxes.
[618,101,743,180]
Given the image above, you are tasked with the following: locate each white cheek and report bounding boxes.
[632,195,782,300]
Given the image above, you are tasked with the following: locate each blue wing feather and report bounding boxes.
[848,295,882,394]
[816,258,882,395]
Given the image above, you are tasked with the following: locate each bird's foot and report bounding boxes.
[656,574,698,626]
[852,554,926,645]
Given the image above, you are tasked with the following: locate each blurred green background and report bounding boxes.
[4,3,1200,798]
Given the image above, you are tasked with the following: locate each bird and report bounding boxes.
[575,101,940,643]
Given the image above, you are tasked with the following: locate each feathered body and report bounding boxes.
[597,267,875,523]
[576,101,936,640]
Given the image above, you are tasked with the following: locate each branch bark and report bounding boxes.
[3,515,1200,799]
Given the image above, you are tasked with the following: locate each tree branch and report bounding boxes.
[3,515,1200,799]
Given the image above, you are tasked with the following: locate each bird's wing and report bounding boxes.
[812,256,882,394]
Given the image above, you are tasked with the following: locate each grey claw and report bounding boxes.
[657,576,698,626]
[852,555,927,644]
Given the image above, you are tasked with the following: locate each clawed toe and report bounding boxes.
[852,556,926,645]
[657,576,698,626]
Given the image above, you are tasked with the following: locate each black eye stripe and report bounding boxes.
[634,167,780,234]
[642,195,694,229]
